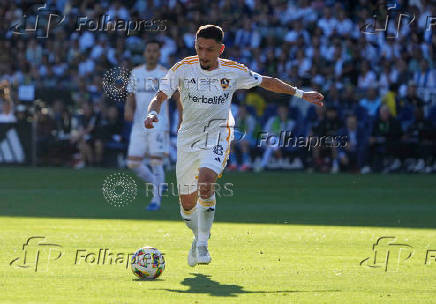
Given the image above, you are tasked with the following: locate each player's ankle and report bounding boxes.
[197,240,208,247]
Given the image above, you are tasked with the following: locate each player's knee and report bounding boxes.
[127,160,140,169]
[198,168,217,198]
[179,193,197,210]
[198,167,217,184]
[149,158,163,166]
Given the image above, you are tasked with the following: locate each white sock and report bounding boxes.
[197,194,216,247]
[129,162,154,183]
[180,205,198,238]
[260,147,274,168]
[151,162,165,203]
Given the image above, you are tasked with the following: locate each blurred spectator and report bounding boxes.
[369,105,404,173]
[401,81,425,109]
[256,104,299,171]
[0,81,16,123]
[335,115,367,173]
[312,107,343,173]
[228,104,257,171]
[94,105,124,166]
[404,107,435,173]
[70,101,100,169]
[244,89,266,117]
[359,87,381,118]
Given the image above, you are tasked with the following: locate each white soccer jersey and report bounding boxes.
[127,64,169,132]
[159,56,262,152]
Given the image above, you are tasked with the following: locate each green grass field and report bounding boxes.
[1,167,436,303]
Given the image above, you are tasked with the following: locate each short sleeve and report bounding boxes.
[236,68,263,90]
[159,65,180,97]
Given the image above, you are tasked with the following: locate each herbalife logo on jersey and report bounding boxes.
[188,93,230,105]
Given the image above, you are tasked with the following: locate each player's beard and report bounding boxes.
[199,59,210,70]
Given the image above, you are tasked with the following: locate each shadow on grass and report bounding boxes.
[160,273,340,297]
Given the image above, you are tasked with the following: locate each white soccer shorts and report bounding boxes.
[127,128,169,158]
[176,136,233,195]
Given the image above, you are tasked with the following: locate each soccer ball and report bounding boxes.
[131,247,165,279]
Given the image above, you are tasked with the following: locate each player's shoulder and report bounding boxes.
[170,55,199,72]
[156,64,168,73]
[131,64,146,74]
[157,64,167,70]
[218,58,249,73]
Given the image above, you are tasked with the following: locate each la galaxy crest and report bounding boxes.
[220,78,230,89]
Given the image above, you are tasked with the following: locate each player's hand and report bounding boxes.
[303,91,324,107]
[144,113,158,129]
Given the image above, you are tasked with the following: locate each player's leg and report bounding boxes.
[228,142,238,170]
[146,130,170,210]
[147,157,165,210]
[259,145,278,169]
[126,156,154,183]
[194,139,231,264]
[240,139,253,170]
[179,191,199,267]
[176,149,200,266]
[126,131,154,196]
[196,166,218,264]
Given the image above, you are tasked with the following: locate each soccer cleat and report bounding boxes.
[187,238,197,267]
[196,246,211,264]
[146,201,161,211]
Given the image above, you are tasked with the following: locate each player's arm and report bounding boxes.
[147,62,180,129]
[124,93,136,122]
[173,90,183,130]
[260,76,324,107]
[145,91,168,129]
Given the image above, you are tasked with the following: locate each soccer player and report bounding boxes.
[145,25,324,265]
[125,40,172,211]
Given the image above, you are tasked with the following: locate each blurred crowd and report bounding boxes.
[0,0,435,173]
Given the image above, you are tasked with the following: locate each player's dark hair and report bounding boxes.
[146,39,161,48]
[196,25,224,43]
